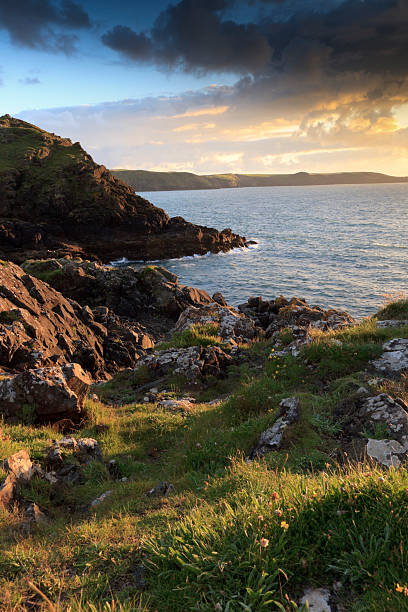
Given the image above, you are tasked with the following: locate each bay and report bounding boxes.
[130,183,408,318]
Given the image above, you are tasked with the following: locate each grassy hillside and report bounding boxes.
[0,115,86,174]
[112,169,408,192]
[2,302,408,610]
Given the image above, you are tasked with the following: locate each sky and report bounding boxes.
[1,0,408,175]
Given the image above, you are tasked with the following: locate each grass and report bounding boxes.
[376,298,408,321]
[156,323,224,350]
[2,306,408,609]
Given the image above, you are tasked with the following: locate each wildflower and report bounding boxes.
[260,537,269,548]
[258,515,264,521]
[274,509,283,517]
[280,521,289,530]
[215,603,223,611]
[271,492,280,501]
[396,583,408,596]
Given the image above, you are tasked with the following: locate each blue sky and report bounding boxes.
[1,0,408,175]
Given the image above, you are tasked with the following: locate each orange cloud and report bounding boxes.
[171,106,229,119]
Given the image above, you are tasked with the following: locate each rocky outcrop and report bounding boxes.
[239,295,354,335]
[174,303,259,343]
[0,261,154,378]
[134,345,234,382]
[22,258,214,324]
[336,392,408,468]
[0,363,91,422]
[0,115,248,263]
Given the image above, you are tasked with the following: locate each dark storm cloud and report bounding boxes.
[103,0,272,74]
[0,0,91,54]
[101,0,408,79]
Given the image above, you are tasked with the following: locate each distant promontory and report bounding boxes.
[112,169,408,192]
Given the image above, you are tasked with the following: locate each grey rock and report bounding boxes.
[300,588,332,611]
[366,438,407,468]
[248,398,300,460]
[372,338,408,374]
[76,438,102,463]
[90,490,112,508]
[360,394,408,441]
[157,399,195,413]
[146,482,175,497]
[376,320,408,328]
[134,345,233,381]
[0,363,91,422]
[174,303,258,343]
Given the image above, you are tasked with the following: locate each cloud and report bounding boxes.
[102,0,272,74]
[18,80,408,177]
[17,0,408,177]
[0,0,91,54]
[101,0,408,80]
[19,77,41,85]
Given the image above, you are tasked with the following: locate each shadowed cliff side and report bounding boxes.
[0,115,247,263]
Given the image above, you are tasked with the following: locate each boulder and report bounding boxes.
[366,439,407,469]
[146,482,174,497]
[134,345,233,381]
[157,399,195,414]
[0,449,32,508]
[46,436,102,467]
[0,363,91,422]
[238,295,354,337]
[247,398,300,460]
[174,303,259,343]
[300,588,332,612]
[372,338,408,374]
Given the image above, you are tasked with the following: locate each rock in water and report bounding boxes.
[0,115,247,263]
[0,363,91,422]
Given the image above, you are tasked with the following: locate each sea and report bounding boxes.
[116,183,408,318]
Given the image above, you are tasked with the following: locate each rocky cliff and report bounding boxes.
[0,115,247,263]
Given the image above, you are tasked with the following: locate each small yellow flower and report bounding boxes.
[280,521,289,530]
[396,584,403,593]
[260,537,269,548]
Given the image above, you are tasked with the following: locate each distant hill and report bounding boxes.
[112,169,408,192]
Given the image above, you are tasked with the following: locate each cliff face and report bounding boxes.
[0,115,247,262]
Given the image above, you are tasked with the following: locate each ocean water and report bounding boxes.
[128,183,408,318]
